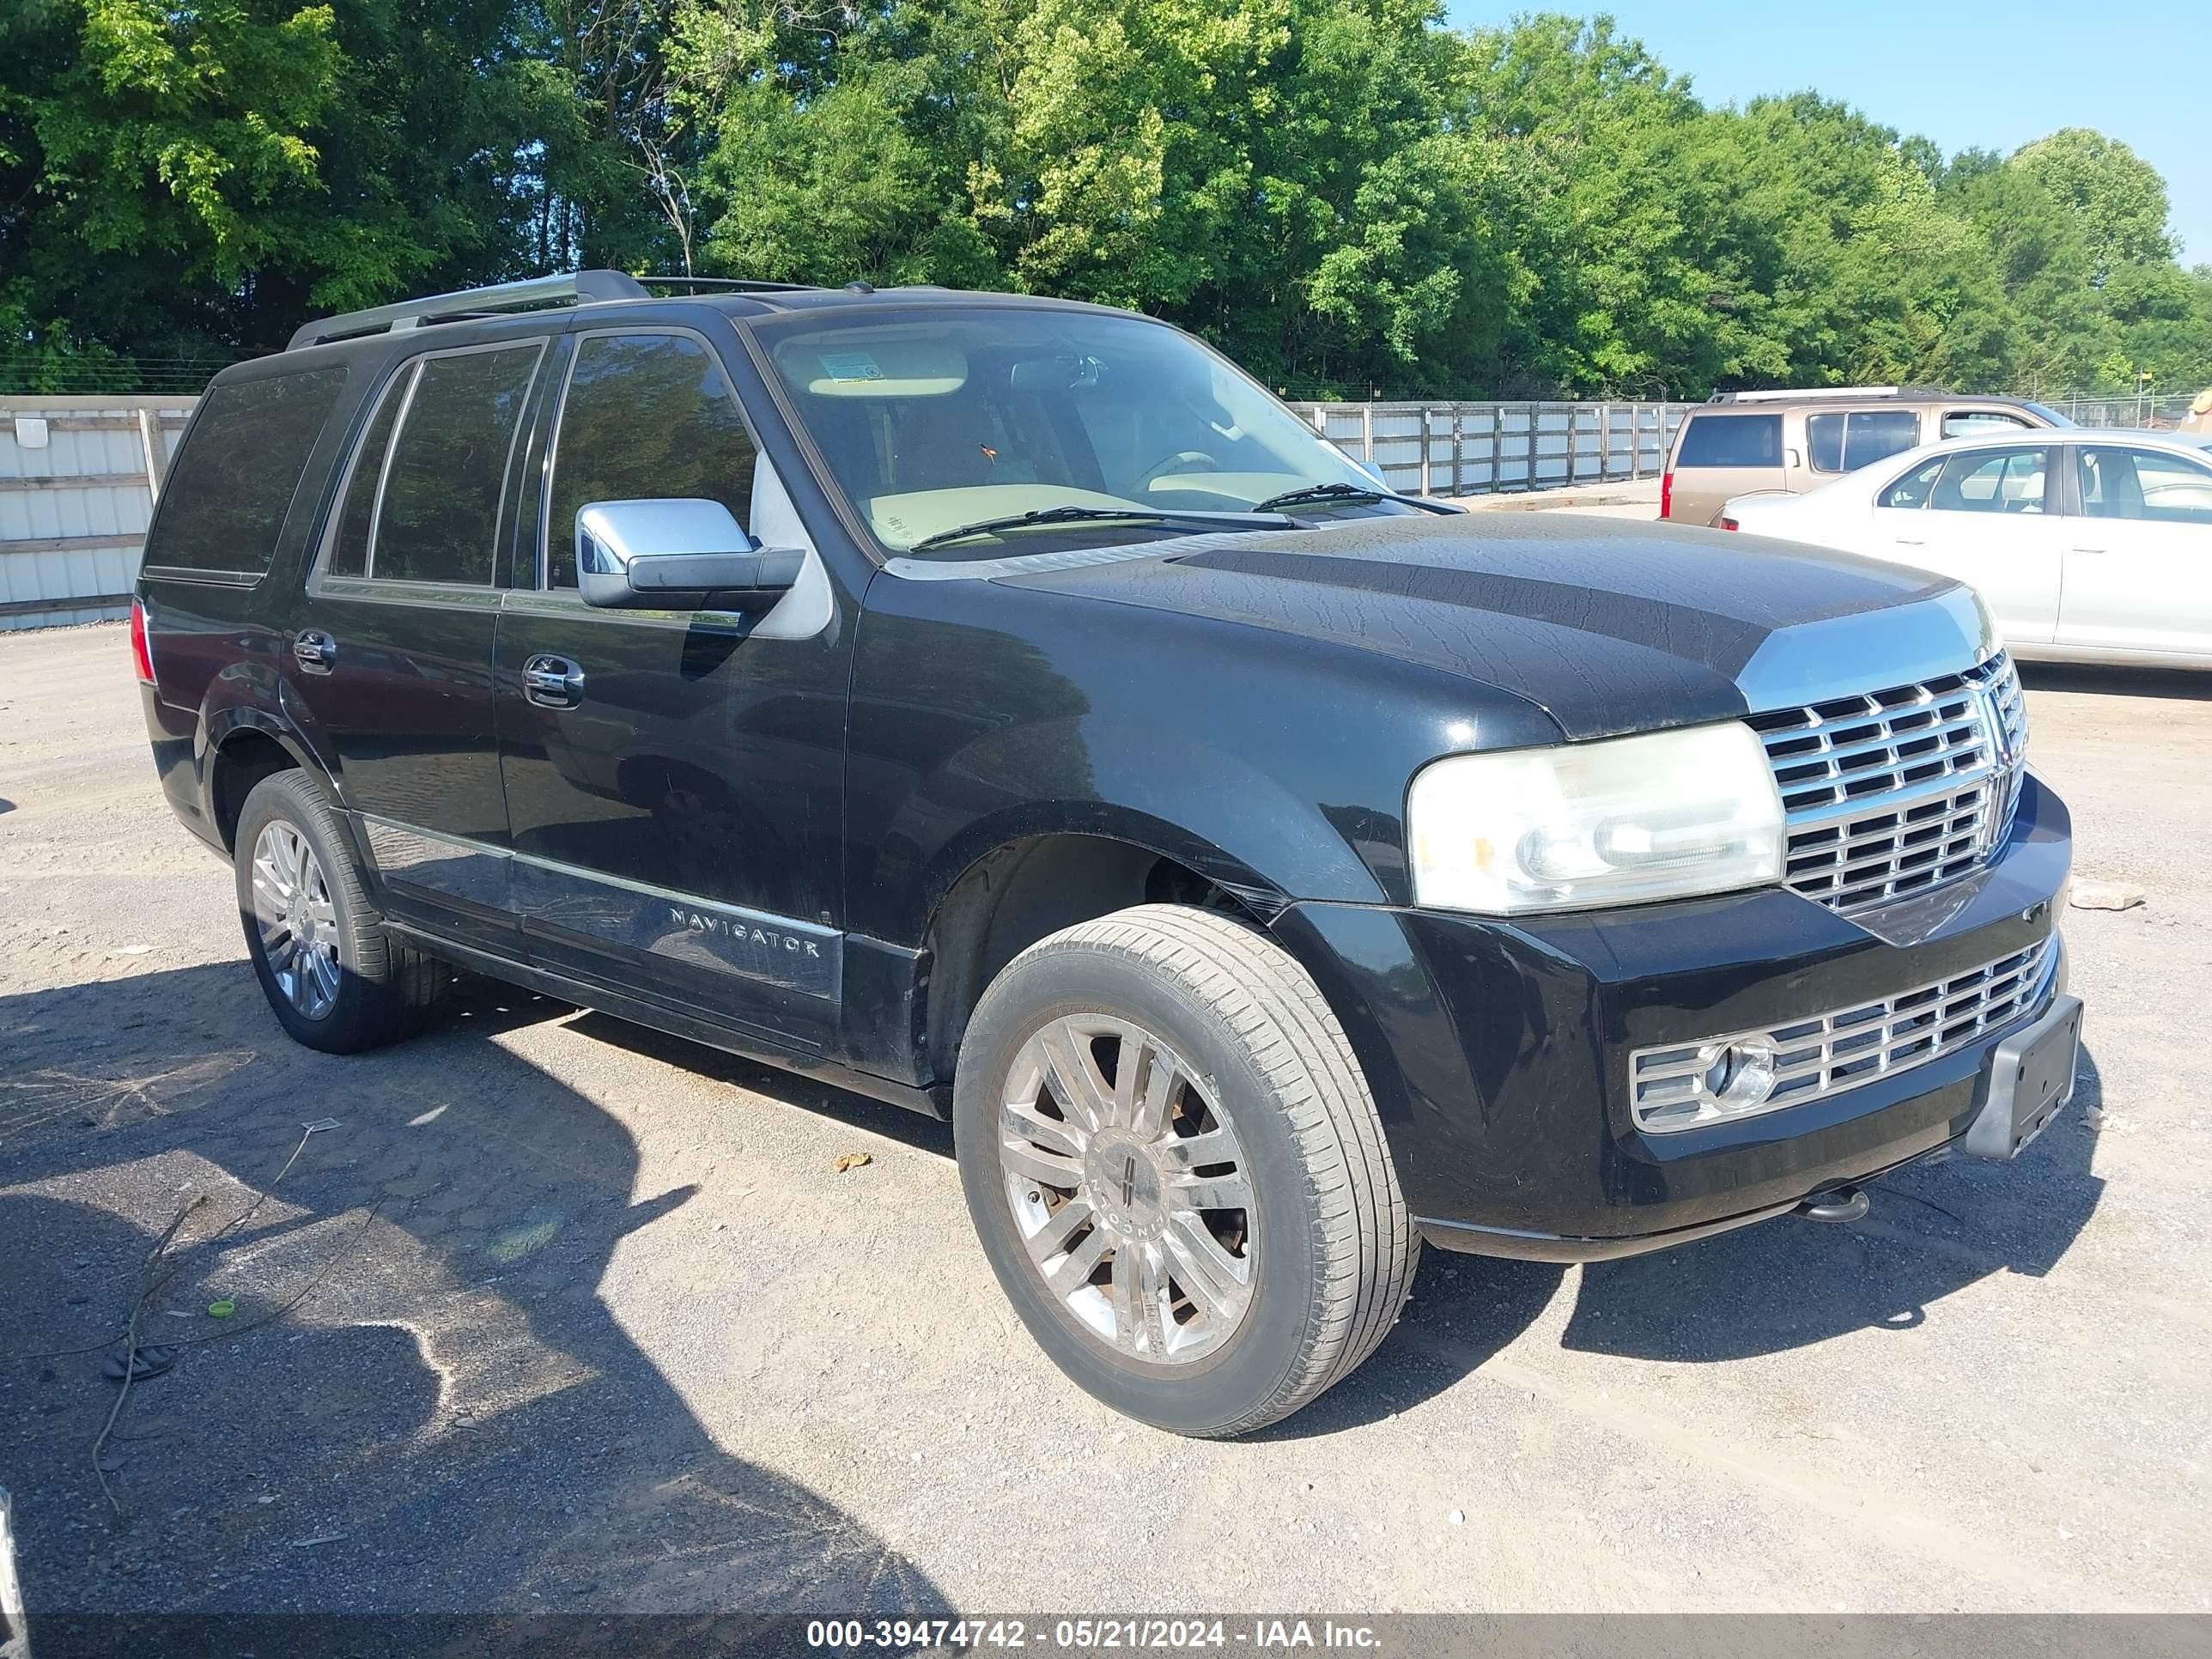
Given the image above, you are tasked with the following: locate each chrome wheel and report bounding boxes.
[250,821,341,1020]
[1000,1014,1255,1364]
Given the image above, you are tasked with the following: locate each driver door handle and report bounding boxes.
[293,629,336,672]
[522,653,586,708]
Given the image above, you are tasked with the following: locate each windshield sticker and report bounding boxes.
[818,351,883,383]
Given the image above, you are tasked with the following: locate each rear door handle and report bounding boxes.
[522,653,585,708]
[2071,546,2106,555]
[293,629,336,672]
[1893,537,1927,546]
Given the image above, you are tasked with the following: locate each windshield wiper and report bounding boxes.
[907,503,1286,554]
[1253,481,1460,515]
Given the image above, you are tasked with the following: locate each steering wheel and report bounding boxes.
[1134,450,1222,491]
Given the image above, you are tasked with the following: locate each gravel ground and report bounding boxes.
[1,617,2207,1617]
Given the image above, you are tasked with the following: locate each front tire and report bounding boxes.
[953,904,1417,1436]
[233,770,447,1054]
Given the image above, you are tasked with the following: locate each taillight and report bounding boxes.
[129,597,155,685]
[1659,470,1674,520]
[1717,516,1740,532]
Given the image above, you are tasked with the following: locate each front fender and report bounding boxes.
[903,724,1391,938]
[842,572,1552,945]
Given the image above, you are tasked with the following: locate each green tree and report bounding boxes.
[8,0,2212,400]
[2012,127,2175,282]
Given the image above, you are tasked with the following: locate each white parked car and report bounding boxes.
[1721,427,2212,668]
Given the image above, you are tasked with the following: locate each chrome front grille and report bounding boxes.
[1631,933,2058,1133]
[1751,653,2027,914]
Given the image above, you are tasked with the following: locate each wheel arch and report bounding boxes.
[918,819,1283,1088]
[204,711,324,854]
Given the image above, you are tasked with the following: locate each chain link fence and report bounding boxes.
[2031,392,2207,429]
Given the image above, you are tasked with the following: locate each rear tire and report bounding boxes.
[953,903,1417,1436]
[233,770,447,1054]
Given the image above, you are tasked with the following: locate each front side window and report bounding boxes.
[146,368,348,576]
[2076,446,2212,526]
[1672,413,1781,469]
[370,343,544,584]
[758,308,1389,555]
[1807,410,1923,473]
[1929,447,2050,514]
[1943,410,2030,439]
[545,332,759,587]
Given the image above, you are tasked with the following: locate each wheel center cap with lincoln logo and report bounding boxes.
[1083,1133,1166,1243]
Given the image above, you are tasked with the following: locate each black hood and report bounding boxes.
[993,513,1967,740]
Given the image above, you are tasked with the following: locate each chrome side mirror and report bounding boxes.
[576,498,805,611]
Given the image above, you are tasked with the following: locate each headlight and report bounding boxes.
[1407,722,1785,915]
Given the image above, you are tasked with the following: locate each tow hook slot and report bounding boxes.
[1794,1185,1870,1224]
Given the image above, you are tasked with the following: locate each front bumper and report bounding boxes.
[1270,772,2075,1261]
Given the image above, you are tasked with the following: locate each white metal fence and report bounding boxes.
[0,387,2192,629]
[1286,400,1696,497]
[1,396,189,631]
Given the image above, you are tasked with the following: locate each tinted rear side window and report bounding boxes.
[144,368,347,576]
[1673,413,1781,469]
[373,343,544,584]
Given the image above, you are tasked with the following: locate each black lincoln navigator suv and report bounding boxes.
[132,272,2082,1435]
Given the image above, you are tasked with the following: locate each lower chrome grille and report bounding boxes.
[1630,933,2058,1133]
[1752,653,2027,914]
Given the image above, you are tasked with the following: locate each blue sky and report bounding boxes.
[1447,3,2212,265]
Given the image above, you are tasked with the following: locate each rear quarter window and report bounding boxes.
[1673,413,1782,469]
[143,368,348,578]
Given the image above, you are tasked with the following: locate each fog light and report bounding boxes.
[1699,1039,1778,1109]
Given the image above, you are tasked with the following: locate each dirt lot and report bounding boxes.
[2,615,2208,1617]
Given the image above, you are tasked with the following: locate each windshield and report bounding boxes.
[757,307,1403,556]
[2021,401,2076,428]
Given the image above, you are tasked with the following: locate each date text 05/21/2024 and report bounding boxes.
[805,1619,1384,1651]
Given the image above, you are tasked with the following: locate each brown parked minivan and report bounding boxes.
[1659,388,2065,525]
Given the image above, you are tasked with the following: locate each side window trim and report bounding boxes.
[538,336,588,591]
[538,324,764,592]
[498,334,570,592]
[313,336,550,595]
[484,343,548,586]
[362,359,425,581]
[309,357,415,586]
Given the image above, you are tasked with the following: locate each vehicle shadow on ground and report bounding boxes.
[0,963,948,1626]
[565,1012,957,1163]
[577,998,2106,1439]
[1279,1049,2106,1434]
[2021,663,2211,702]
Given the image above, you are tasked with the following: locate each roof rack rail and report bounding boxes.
[634,275,822,294]
[1707,385,1954,404]
[287,270,650,351]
